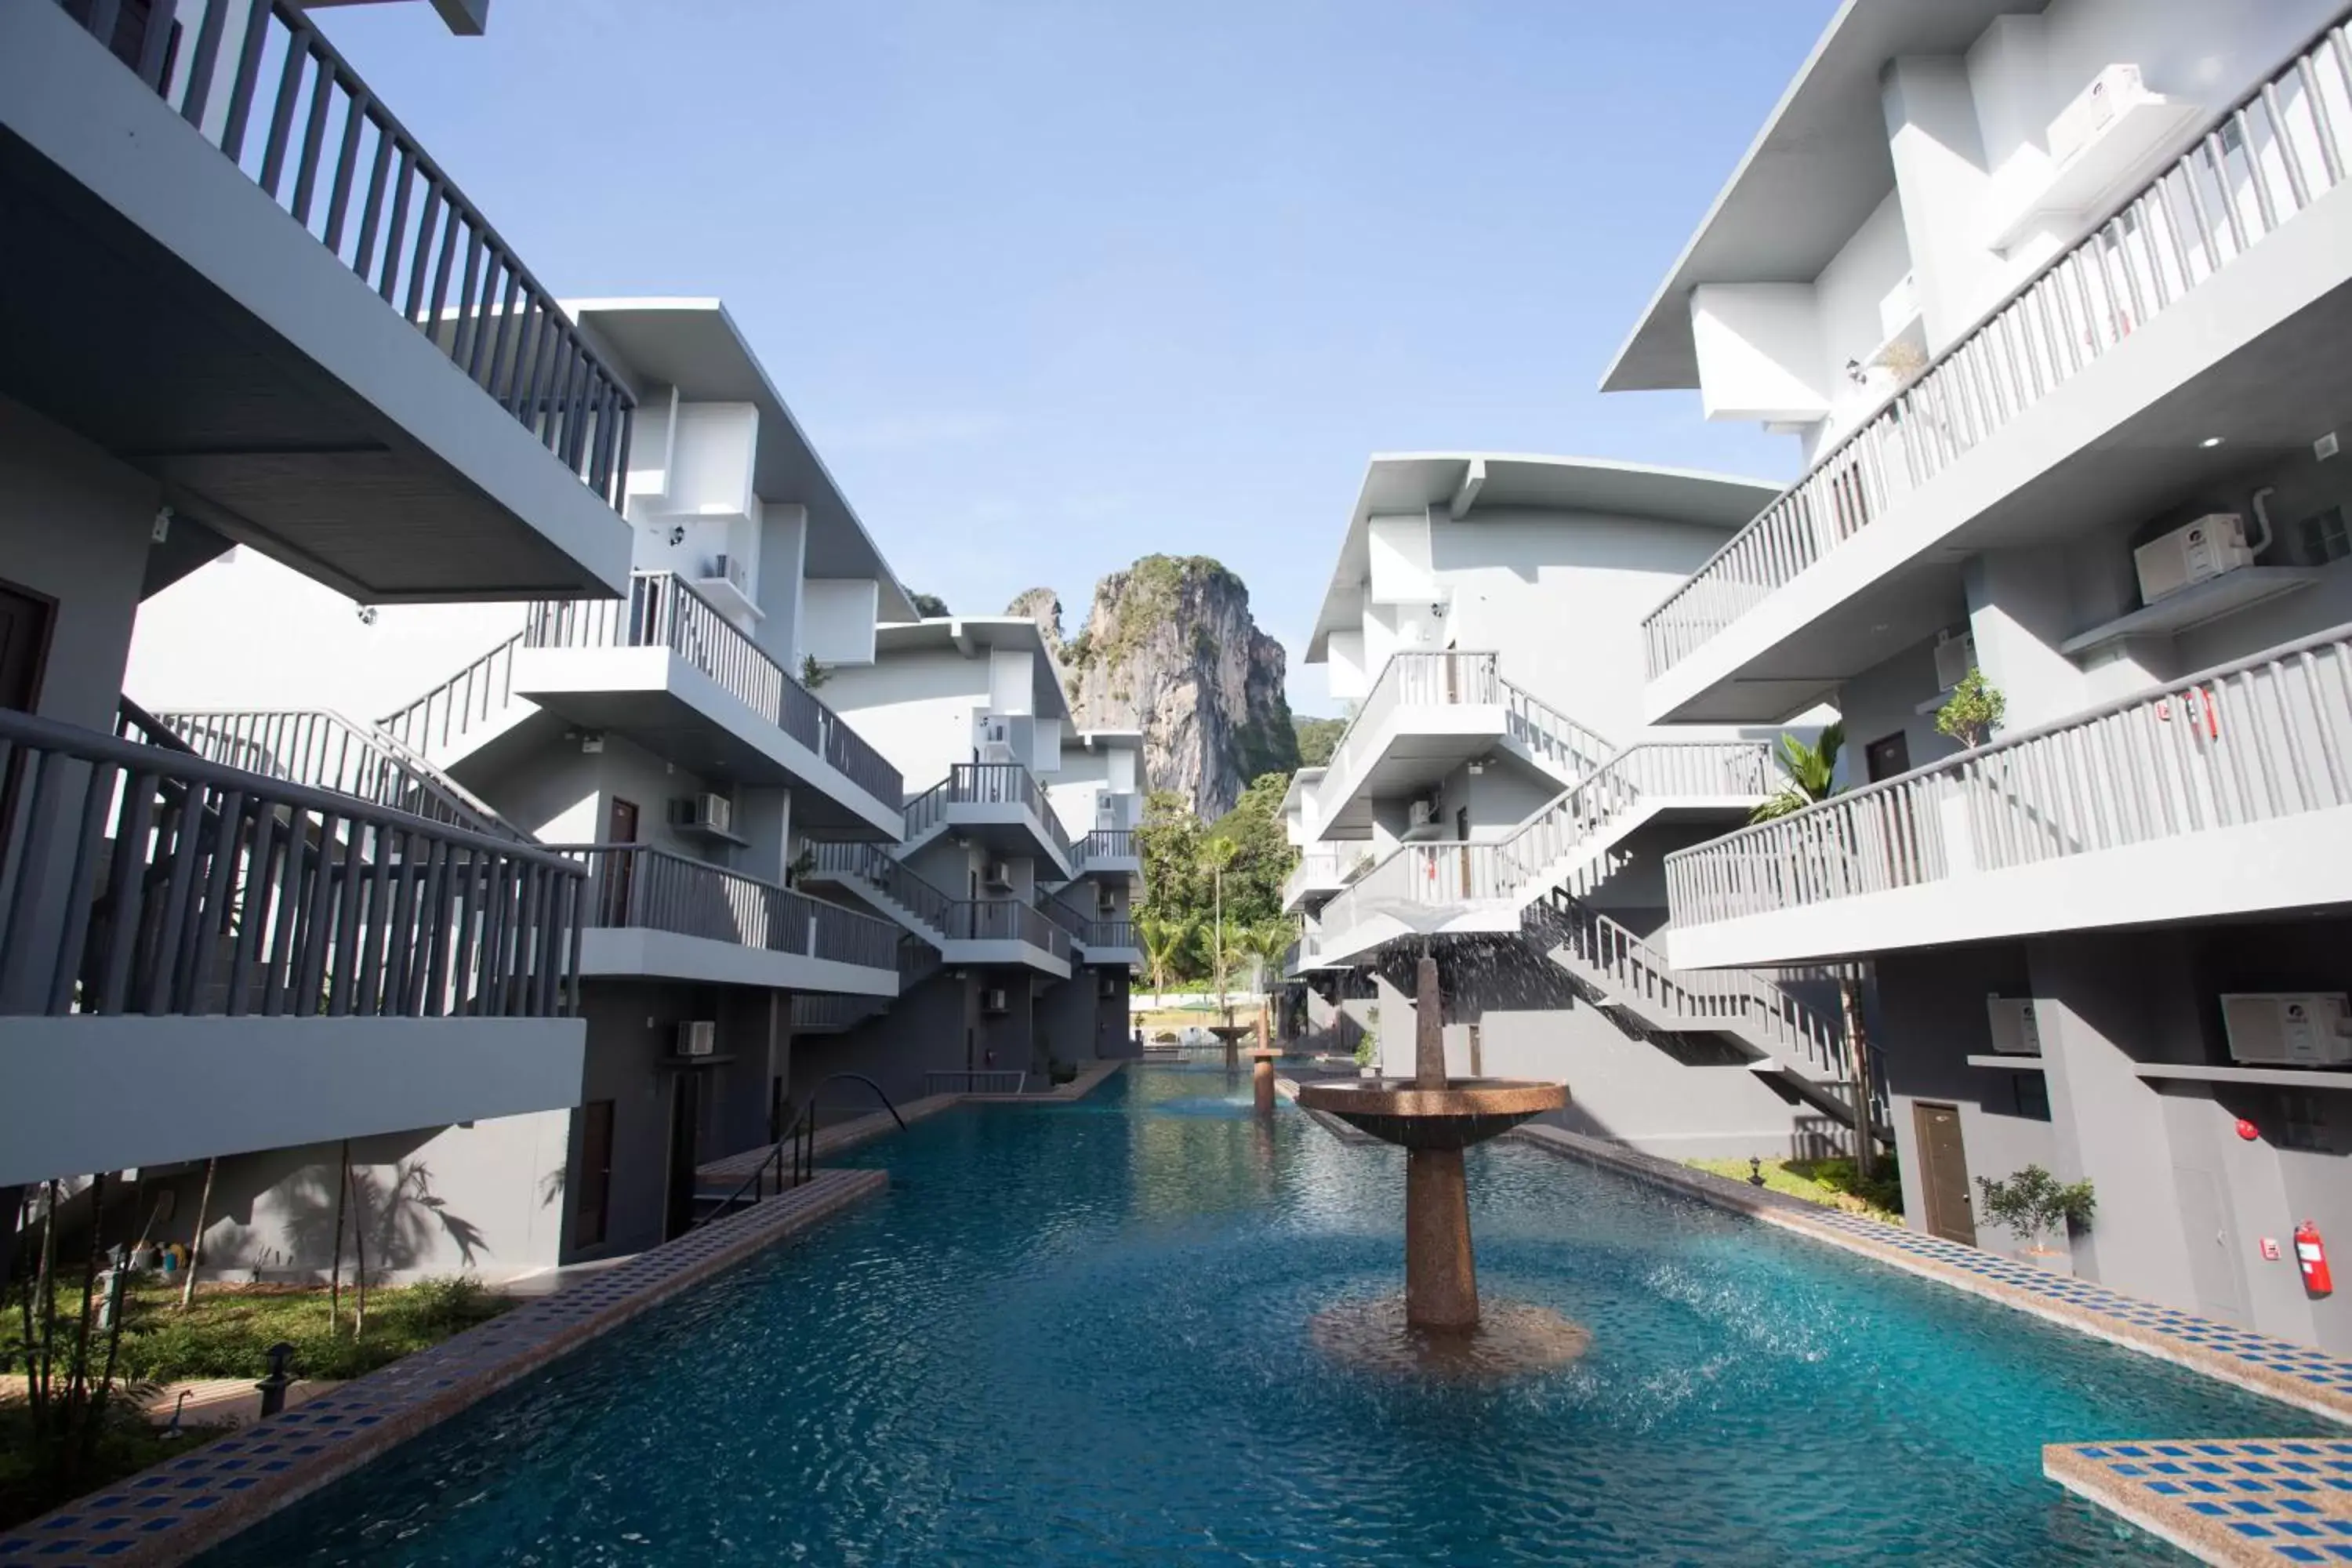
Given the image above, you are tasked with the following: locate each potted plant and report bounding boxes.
[1935,669,2006,750]
[1974,1164,2096,1266]
[1356,1004,1381,1078]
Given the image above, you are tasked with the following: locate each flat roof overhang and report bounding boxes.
[948,941,1073,980]
[1648,205,2352,725]
[942,803,1076,879]
[510,645,904,839]
[0,5,632,601]
[578,929,897,995]
[1312,711,1548,840]
[1601,0,2045,395]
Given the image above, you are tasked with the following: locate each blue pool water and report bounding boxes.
[203,1068,2334,1565]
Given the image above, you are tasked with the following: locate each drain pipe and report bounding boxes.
[2249,487,2278,558]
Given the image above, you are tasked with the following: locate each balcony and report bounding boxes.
[804,844,1073,978]
[0,706,586,1188]
[1034,891,1142,970]
[1280,844,1367,914]
[1639,14,2352,723]
[560,844,899,996]
[1309,742,1773,967]
[1,0,633,598]
[1310,652,1611,838]
[514,572,903,837]
[1664,625,2352,969]
[903,763,1076,877]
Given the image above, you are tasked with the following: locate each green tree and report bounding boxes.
[1293,716,1345,768]
[1749,723,1846,822]
[1935,670,2006,750]
[1137,912,1193,1005]
[909,592,949,618]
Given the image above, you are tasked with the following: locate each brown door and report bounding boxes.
[664,1073,702,1241]
[0,581,54,713]
[1913,1102,1976,1245]
[604,798,639,924]
[1865,731,1912,782]
[571,1100,615,1250]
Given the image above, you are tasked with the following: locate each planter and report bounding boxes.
[2017,1245,2073,1274]
[1359,1066,1379,1080]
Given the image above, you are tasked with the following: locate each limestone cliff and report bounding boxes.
[1007,557,1296,818]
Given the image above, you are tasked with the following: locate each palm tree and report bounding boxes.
[1748,720,1879,1175]
[1200,835,1241,1018]
[1239,917,1299,1047]
[1138,913,1192,1007]
[1749,722,1845,822]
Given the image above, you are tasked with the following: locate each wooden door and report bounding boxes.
[571,1101,615,1250]
[1865,731,1912,782]
[1913,1102,1976,1245]
[604,797,639,924]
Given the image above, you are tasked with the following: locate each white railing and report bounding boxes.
[1319,651,1500,800]
[1281,844,1351,907]
[147,706,523,840]
[1667,625,2352,927]
[1642,13,2352,681]
[1313,742,1773,956]
[1501,679,1614,782]
[379,630,521,757]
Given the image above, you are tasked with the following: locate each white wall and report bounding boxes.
[989,648,1035,715]
[823,648,991,793]
[1326,629,1368,703]
[1809,192,1918,459]
[1690,284,1833,424]
[1366,512,1440,604]
[802,578,879,666]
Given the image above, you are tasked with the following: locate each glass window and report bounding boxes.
[2297,506,2348,565]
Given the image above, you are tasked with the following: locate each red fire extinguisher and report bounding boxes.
[2296,1220,2333,1298]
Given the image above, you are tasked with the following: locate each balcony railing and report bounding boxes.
[1314,742,1773,954]
[949,898,1071,961]
[805,842,1072,962]
[1319,652,1613,822]
[1642,12,2352,681]
[0,707,580,1019]
[1086,918,1137,951]
[56,0,635,506]
[378,630,521,757]
[1077,827,1136,865]
[1666,625,2352,929]
[143,706,523,840]
[902,763,1075,865]
[558,844,899,971]
[527,572,902,808]
[1281,844,1351,908]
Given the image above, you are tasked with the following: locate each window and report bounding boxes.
[572,1101,615,1248]
[2298,506,2349,566]
[2013,1074,2051,1122]
[2282,1091,2330,1152]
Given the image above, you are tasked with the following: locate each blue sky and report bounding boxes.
[323,0,1838,715]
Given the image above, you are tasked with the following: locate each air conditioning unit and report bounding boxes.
[981,861,1012,891]
[710,554,751,597]
[2221,993,2352,1067]
[2135,514,2254,605]
[1985,995,2042,1056]
[2049,64,2147,169]
[675,1020,718,1057]
[1933,630,1976,692]
[980,987,1009,1014]
[670,793,732,835]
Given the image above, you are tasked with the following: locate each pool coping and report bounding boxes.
[2043,1438,2352,1566]
[0,1167,889,1568]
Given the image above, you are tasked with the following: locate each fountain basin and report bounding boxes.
[1295,1080,1565,1149]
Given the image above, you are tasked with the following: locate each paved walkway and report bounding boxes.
[1501,1124,2352,1566]
[0,1168,887,1568]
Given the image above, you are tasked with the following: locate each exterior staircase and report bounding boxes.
[1528,893,1889,1143]
[793,938,944,1035]
[375,630,533,770]
[804,843,956,949]
[1497,677,1614,788]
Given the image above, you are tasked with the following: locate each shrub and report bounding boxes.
[1975,1164,2096,1251]
[1935,669,2006,749]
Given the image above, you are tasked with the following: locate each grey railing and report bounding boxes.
[804,843,1068,960]
[1642,12,2352,680]
[527,573,902,808]
[146,707,524,840]
[902,763,1074,865]
[1085,917,1138,950]
[1077,827,1136,864]
[378,630,521,757]
[558,844,898,971]
[56,0,635,507]
[0,707,580,1018]
[1667,624,2352,927]
[1312,742,1773,956]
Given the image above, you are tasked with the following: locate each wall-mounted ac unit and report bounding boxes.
[981,861,1013,891]
[710,554,751,597]
[670,793,732,835]
[2221,993,2352,1066]
[980,987,1009,1014]
[2136,514,2253,605]
[2049,64,2147,168]
[1985,995,2042,1056]
[1934,630,1976,692]
[676,1020,718,1057]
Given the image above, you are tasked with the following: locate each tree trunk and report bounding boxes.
[350,1164,368,1338]
[1839,967,1875,1178]
[328,1143,349,1333]
[179,1159,217,1312]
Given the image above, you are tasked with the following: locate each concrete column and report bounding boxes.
[1879,56,2002,352]
[753,503,808,670]
[1964,547,2093,731]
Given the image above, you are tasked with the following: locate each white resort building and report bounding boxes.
[1602,0,2352,1351]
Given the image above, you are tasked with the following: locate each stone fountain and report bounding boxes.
[1298,952,1586,1375]
[1207,1021,1255,1073]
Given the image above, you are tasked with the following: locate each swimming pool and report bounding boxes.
[201,1067,2333,1565]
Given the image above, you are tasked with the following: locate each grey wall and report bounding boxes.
[793,968,975,1109]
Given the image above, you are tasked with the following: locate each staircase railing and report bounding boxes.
[526,572,902,808]
[51,0,633,506]
[151,707,526,841]
[806,842,957,942]
[1500,677,1614,782]
[902,762,1075,864]
[557,844,899,971]
[378,630,522,757]
[692,1102,814,1228]
[1544,898,1848,1082]
[0,707,581,1018]
[1641,9,2352,680]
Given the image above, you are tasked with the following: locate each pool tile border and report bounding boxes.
[2045,1439,2352,1566]
[1506,1124,2352,1429]
[0,1167,888,1568]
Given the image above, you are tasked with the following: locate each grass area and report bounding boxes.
[2,1275,514,1387]
[0,1402,223,1534]
[1686,1156,1905,1221]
